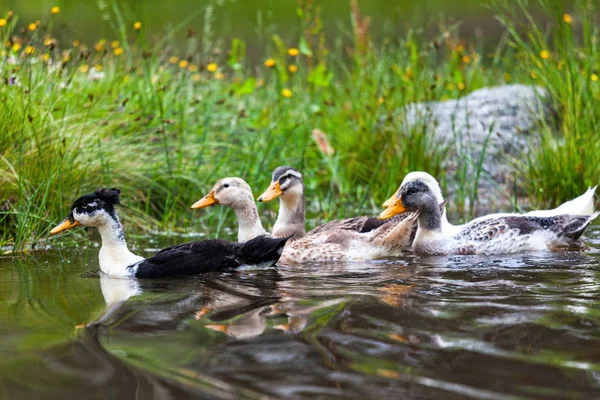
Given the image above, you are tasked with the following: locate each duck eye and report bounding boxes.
[223,183,229,188]
[408,188,416,195]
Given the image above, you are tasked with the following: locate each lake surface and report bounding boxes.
[1,224,600,399]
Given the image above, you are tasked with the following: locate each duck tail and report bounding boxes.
[558,186,597,216]
[565,211,599,241]
[237,235,291,267]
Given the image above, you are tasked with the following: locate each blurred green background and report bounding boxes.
[0,0,573,50]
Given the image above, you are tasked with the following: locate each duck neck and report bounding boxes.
[232,200,266,242]
[96,213,143,277]
[273,192,306,237]
[417,197,443,232]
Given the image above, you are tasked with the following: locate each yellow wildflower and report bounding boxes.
[288,64,298,73]
[12,43,21,52]
[592,74,599,82]
[95,39,106,52]
[114,47,124,56]
[264,58,275,68]
[133,22,142,30]
[25,46,35,55]
[73,40,80,47]
[51,6,60,15]
[540,50,550,60]
[0,19,6,27]
[462,55,472,64]
[188,64,198,72]
[42,53,50,62]
[110,40,119,49]
[94,64,103,72]
[207,62,217,72]
[169,56,178,64]
[28,23,37,31]
[44,38,53,46]
[179,60,188,69]
[192,73,201,82]
[78,64,89,73]
[215,72,224,80]
[288,48,299,57]
[62,52,70,62]
[531,71,537,79]
[457,82,466,90]
[563,14,572,24]
[282,88,292,98]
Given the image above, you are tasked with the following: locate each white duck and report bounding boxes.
[383,172,597,236]
[379,178,598,255]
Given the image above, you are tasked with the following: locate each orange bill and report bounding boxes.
[50,217,80,234]
[205,324,228,333]
[191,190,218,209]
[378,198,407,220]
[382,187,400,208]
[257,181,283,202]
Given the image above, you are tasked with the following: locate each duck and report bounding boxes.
[257,166,409,240]
[256,166,306,241]
[191,177,267,242]
[379,178,599,255]
[383,172,597,236]
[50,188,289,278]
[278,210,420,263]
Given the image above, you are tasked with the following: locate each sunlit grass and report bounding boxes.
[0,0,597,250]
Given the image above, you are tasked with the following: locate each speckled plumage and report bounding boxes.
[395,180,599,256]
[279,212,419,263]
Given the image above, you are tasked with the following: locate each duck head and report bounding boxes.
[191,177,255,210]
[257,166,304,203]
[382,171,444,208]
[51,188,121,234]
[379,180,437,220]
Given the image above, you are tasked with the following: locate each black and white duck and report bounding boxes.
[379,178,598,256]
[50,188,289,278]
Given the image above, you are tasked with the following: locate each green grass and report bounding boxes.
[0,0,597,250]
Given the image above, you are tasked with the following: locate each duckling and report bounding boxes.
[257,166,408,240]
[191,177,267,242]
[383,172,597,236]
[379,179,598,256]
[50,188,289,278]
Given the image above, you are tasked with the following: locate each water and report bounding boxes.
[1,225,600,399]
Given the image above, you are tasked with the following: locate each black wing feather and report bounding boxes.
[132,235,290,279]
[133,239,242,279]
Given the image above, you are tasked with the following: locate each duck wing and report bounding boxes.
[235,235,291,267]
[132,239,242,278]
[457,214,598,243]
[308,214,408,235]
